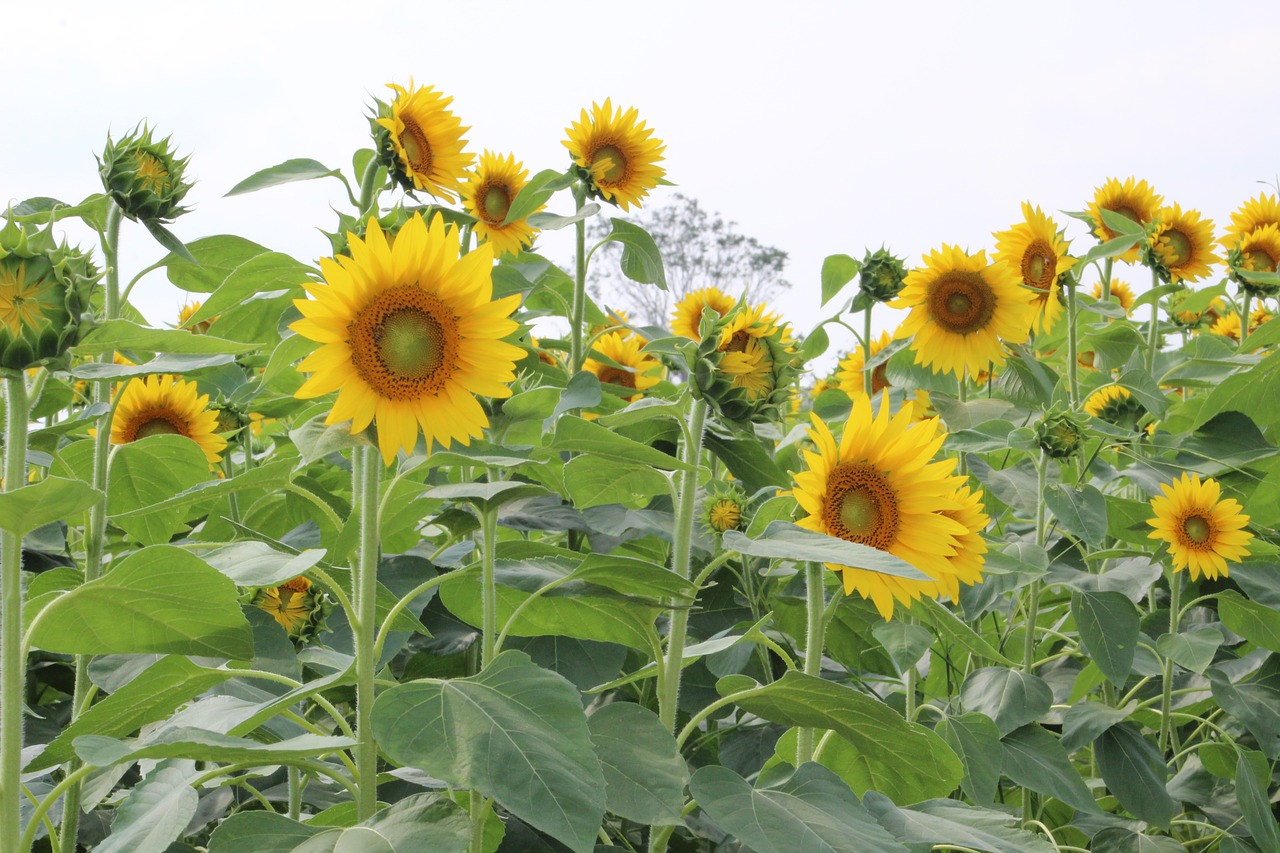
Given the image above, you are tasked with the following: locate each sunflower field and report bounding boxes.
[4,81,1280,853]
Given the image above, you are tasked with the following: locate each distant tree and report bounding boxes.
[586,193,791,328]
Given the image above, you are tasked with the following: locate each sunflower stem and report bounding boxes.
[1240,291,1252,349]
[480,507,499,668]
[1065,275,1080,410]
[1145,267,1161,372]
[352,445,381,821]
[2,373,30,853]
[1158,569,1183,756]
[1100,258,1113,305]
[795,561,827,764]
[356,156,382,221]
[1023,452,1048,675]
[656,397,708,735]
[862,304,874,397]
[570,182,589,374]
[103,201,122,320]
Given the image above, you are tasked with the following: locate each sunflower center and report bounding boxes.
[723,330,751,353]
[929,272,996,335]
[1245,248,1278,273]
[1164,229,1193,266]
[480,184,512,222]
[132,152,172,195]
[398,118,434,176]
[709,499,742,532]
[135,417,183,439]
[822,462,901,550]
[349,286,460,400]
[596,366,638,390]
[590,143,629,184]
[1021,240,1057,289]
[1183,514,1213,545]
[871,363,890,394]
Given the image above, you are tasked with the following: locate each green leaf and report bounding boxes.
[704,430,789,492]
[201,541,326,588]
[724,522,930,581]
[959,668,1053,735]
[731,671,962,804]
[600,218,667,291]
[542,416,691,470]
[208,811,324,852]
[587,703,688,824]
[1071,590,1139,687]
[371,650,606,853]
[999,724,1100,814]
[909,597,1015,666]
[1074,232,1142,269]
[1092,828,1186,853]
[225,158,343,196]
[563,456,669,508]
[68,353,240,379]
[1155,627,1223,675]
[871,621,933,676]
[504,169,575,225]
[422,481,550,513]
[549,370,603,424]
[570,553,696,604]
[1095,723,1175,828]
[1237,752,1280,851]
[107,435,211,545]
[821,254,862,306]
[161,235,272,294]
[95,760,197,853]
[144,220,197,265]
[936,713,1003,805]
[288,411,372,464]
[863,793,1058,853]
[73,319,256,355]
[183,251,313,328]
[1117,368,1171,419]
[30,545,254,658]
[110,458,293,523]
[1061,701,1133,752]
[689,763,907,853]
[0,476,101,536]
[75,730,354,767]
[1046,484,1108,546]
[527,202,600,230]
[1218,590,1280,653]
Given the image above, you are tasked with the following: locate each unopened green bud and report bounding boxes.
[859,248,908,303]
[98,125,192,223]
[1035,409,1086,459]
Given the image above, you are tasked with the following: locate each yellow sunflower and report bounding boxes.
[1083,385,1145,430]
[1150,205,1220,283]
[1147,473,1253,580]
[256,576,314,634]
[563,99,666,211]
[835,331,892,397]
[0,262,53,337]
[1225,222,1280,273]
[461,151,541,258]
[292,213,524,465]
[890,244,1036,380]
[993,203,1077,335]
[375,81,473,201]
[110,374,227,463]
[931,485,989,601]
[810,374,839,398]
[672,286,736,340]
[1210,312,1242,341]
[715,302,791,402]
[583,330,663,402]
[1090,279,1136,314]
[1087,177,1163,263]
[1225,193,1280,241]
[176,300,217,334]
[792,394,970,620]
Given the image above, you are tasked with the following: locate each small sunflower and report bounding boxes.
[1087,177,1163,263]
[1084,385,1144,430]
[809,374,840,398]
[292,213,524,465]
[891,244,1036,380]
[700,481,749,535]
[1210,312,1242,341]
[993,203,1077,335]
[1149,205,1220,283]
[1147,473,1253,581]
[1090,280,1136,314]
[671,286,736,340]
[835,331,893,397]
[583,331,663,403]
[715,302,789,402]
[461,151,541,258]
[177,300,216,334]
[110,374,227,464]
[792,394,969,620]
[251,575,332,641]
[563,99,666,211]
[374,81,473,201]
[1225,193,1280,241]
[1225,223,1280,298]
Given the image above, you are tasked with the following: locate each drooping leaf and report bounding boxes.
[0,476,101,536]
[1237,752,1280,851]
[224,158,343,196]
[587,703,688,824]
[1095,723,1175,828]
[1071,590,1139,687]
[1000,724,1100,814]
[960,668,1053,735]
[936,713,1003,805]
[820,254,862,306]
[600,218,667,290]
[94,760,198,853]
[75,730,354,767]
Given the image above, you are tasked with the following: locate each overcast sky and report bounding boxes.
[6,1,1280,365]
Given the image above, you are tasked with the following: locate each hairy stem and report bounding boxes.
[2,374,30,853]
[795,562,828,764]
[1158,569,1183,756]
[353,445,381,820]
[570,183,588,374]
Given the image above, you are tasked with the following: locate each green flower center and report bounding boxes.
[1245,249,1277,273]
[839,488,882,537]
[136,417,183,439]
[590,144,628,184]
[482,184,511,222]
[1021,240,1057,289]
[350,286,460,401]
[1164,229,1193,266]
[1184,515,1212,545]
[379,309,444,380]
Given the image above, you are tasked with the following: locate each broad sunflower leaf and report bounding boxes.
[1237,752,1280,851]
[74,729,354,767]
[1095,723,1176,828]
[503,168,575,225]
[94,759,198,853]
[1046,484,1109,546]
[563,455,670,508]
[224,158,343,197]
[820,253,861,306]
[1218,590,1280,653]
[1071,590,1139,687]
[68,352,240,378]
[600,218,667,290]
[1155,627,1223,675]
[959,667,1053,735]
[909,596,1015,666]
[542,416,693,470]
[587,703,688,824]
[160,234,273,294]
[723,522,931,581]
[1092,828,1188,853]
[182,251,314,328]
[107,434,211,545]
[1000,724,1100,814]
[72,319,256,356]
[863,793,1058,853]
[0,476,101,537]
[704,428,790,492]
[936,713,1003,805]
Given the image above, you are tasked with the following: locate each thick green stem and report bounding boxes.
[1158,570,1183,755]
[2,374,30,853]
[795,562,827,764]
[480,509,499,668]
[1100,258,1113,305]
[656,398,708,734]
[570,184,589,374]
[1145,267,1161,372]
[1240,291,1252,349]
[1023,453,1048,675]
[469,794,486,853]
[103,202,122,320]
[353,446,381,820]
[1065,276,1080,410]
[862,304,874,397]
[356,157,382,221]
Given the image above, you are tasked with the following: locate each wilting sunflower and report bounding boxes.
[1149,205,1220,283]
[1090,280,1136,314]
[563,99,666,211]
[110,374,227,463]
[374,81,473,201]
[993,203,1076,335]
[672,286,736,340]
[461,151,541,258]
[836,331,893,397]
[1225,193,1280,241]
[891,244,1035,380]
[583,331,663,403]
[292,213,524,465]
[792,394,970,620]
[1087,177,1163,263]
[1147,473,1253,580]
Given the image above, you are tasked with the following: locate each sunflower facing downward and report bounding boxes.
[563,99,666,211]
[1147,473,1253,580]
[1225,193,1280,241]
[1149,205,1220,283]
[891,244,1036,380]
[292,213,524,465]
[373,81,474,201]
[671,286,736,340]
[1087,177,1163,263]
[110,374,227,463]
[461,151,541,258]
[792,394,972,620]
[836,330,893,397]
[1090,280,1136,314]
[583,331,663,403]
[993,203,1077,335]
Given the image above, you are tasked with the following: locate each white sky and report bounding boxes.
[6,1,1280,366]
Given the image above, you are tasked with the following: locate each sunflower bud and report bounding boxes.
[859,248,908,303]
[0,214,99,371]
[691,299,800,425]
[700,480,749,536]
[249,575,333,644]
[98,125,192,223]
[1035,408,1085,459]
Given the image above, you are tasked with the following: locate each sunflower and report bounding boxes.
[292,213,524,465]
[1149,205,1220,283]
[1225,193,1280,241]
[1090,279,1136,314]
[836,331,892,397]
[256,576,313,634]
[1087,177,1163,263]
[177,300,216,334]
[1209,308,1270,343]
[461,151,541,258]
[891,244,1036,380]
[110,374,227,463]
[374,81,473,201]
[0,261,53,338]
[701,481,748,535]
[931,485,989,601]
[672,286,736,340]
[563,99,666,211]
[715,302,790,402]
[792,394,970,620]
[810,374,839,398]
[1147,473,1253,580]
[1084,385,1144,429]
[993,203,1076,335]
[583,331,663,402]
